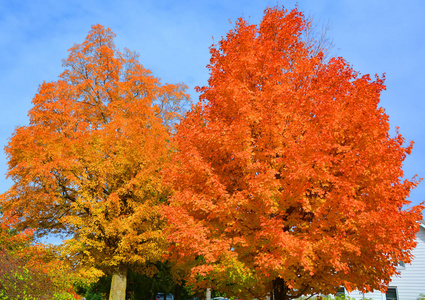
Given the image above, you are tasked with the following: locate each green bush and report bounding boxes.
[417,293,425,300]
[85,290,103,300]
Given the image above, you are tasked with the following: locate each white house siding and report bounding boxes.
[387,224,425,300]
[343,224,425,300]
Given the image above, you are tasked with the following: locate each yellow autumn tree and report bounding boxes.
[0,25,189,299]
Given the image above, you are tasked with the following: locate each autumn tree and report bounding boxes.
[164,7,424,300]
[0,25,189,300]
[0,213,77,299]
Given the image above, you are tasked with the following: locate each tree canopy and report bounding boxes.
[0,24,189,299]
[164,7,424,300]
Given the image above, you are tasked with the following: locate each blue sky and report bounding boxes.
[1,0,424,215]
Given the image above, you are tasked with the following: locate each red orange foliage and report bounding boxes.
[164,7,424,300]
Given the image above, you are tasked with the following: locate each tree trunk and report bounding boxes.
[272,277,289,300]
[174,284,182,300]
[109,266,128,300]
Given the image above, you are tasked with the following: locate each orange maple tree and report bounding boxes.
[164,7,424,300]
[0,25,189,299]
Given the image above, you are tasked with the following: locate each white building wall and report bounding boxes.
[388,224,425,300]
[346,289,385,300]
